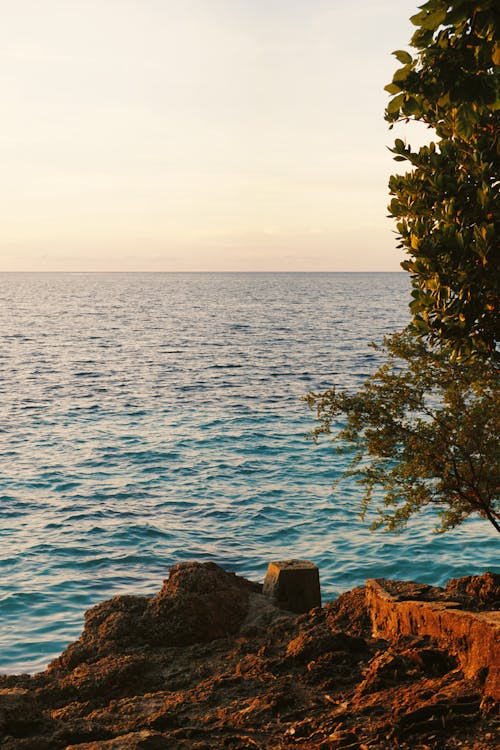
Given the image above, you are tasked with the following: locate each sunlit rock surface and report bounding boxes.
[0,563,498,750]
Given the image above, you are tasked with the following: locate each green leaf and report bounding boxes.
[411,7,447,30]
[387,94,405,115]
[392,49,412,64]
[404,96,422,115]
[410,27,434,47]
[384,82,401,95]
[454,105,474,139]
[386,0,499,360]
[410,9,429,27]
[393,66,411,83]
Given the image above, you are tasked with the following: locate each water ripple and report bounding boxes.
[0,272,497,674]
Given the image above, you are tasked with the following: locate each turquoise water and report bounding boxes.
[0,272,498,674]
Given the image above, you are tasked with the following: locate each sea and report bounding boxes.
[0,272,498,674]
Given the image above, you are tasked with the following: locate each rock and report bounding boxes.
[1,564,498,750]
[0,688,43,734]
[366,576,500,701]
[392,695,482,739]
[323,729,359,748]
[286,630,366,662]
[239,591,292,637]
[285,718,314,738]
[263,560,321,613]
[52,563,253,670]
[49,653,151,701]
[324,587,371,638]
[445,572,500,611]
[52,598,149,670]
[356,645,456,695]
[66,731,170,749]
[145,561,251,645]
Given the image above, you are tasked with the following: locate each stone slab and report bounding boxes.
[366,578,500,701]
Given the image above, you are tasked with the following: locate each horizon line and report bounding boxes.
[0,269,406,274]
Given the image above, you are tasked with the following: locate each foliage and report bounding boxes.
[385,0,500,361]
[306,332,500,534]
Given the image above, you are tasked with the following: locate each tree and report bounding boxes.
[307,331,500,534]
[385,0,499,361]
[307,2,500,535]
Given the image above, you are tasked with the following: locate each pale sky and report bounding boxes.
[0,0,429,272]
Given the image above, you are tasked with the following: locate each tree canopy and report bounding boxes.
[308,2,500,535]
[385,0,499,361]
[307,332,500,534]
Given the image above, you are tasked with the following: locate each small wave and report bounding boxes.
[1,272,497,675]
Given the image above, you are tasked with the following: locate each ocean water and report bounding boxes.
[0,272,497,674]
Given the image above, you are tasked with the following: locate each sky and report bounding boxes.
[0,0,429,272]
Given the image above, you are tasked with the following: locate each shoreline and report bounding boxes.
[1,563,498,749]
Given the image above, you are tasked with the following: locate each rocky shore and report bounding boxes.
[1,563,499,750]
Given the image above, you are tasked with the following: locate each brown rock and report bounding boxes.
[0,688,43,734]
[286,630,365,662]
[2,564,498,750]
[51,653,151,701]
[145,561,251,645]
[324,587,371,638]
[324,729,359,748]
[52,604,149,670]
[356,645,457,695]
[445,571,500,611]
[51,563,253,671]
[66,731,170,749]
[366,576,500,701]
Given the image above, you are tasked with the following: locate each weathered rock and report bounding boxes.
[356,645,457,695]
[322,728,359,748]
[66,730,171,749]
[238,590,293,638]
[145,561,252,645]
[263,559,321,613]
[286,629,365,662]
[52,599,149,670]
[445,571,500,611]
[0,688,43,734]
[324,586,371,638]
[284,717,315,738]
[1,565,499,750]
[47,653,151,702]
[52,562,254,671]
[392,694,483,740]
[366,575,500,701]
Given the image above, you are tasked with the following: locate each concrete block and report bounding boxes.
[263,560,321,613]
